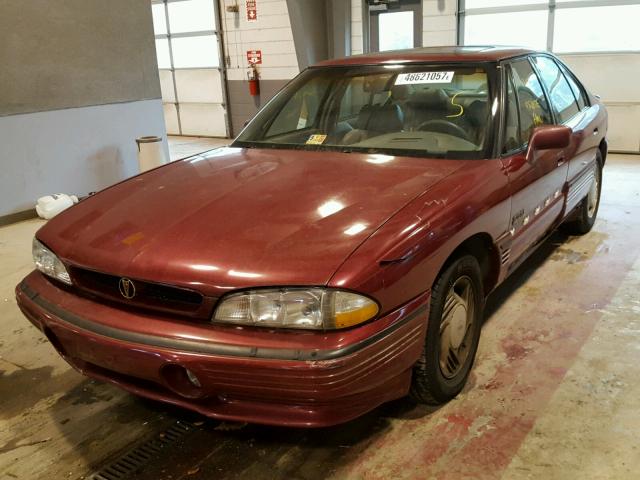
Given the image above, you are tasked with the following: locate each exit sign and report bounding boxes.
[247,50,262,65]
[246,0,257,22]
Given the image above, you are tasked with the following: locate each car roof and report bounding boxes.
[313,46,536,67]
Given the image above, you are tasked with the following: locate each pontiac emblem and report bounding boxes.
[118,277,136,299]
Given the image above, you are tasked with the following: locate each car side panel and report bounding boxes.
[328,159,511,314]
[499,144,567,267]
[564,102,607,215]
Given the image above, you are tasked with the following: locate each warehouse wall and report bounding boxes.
[352,0,365,55]
[422,0,457,46]
[0,0,167,221]
[220,0,299,135]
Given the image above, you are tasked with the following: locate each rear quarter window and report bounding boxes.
[559,63,588,111]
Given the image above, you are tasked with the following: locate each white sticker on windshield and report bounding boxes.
[394,71,454,85]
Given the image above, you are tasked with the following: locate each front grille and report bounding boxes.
[69,267,213,318]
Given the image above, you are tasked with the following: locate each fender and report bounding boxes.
[329,159,512,314]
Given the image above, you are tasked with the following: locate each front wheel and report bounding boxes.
[410,255,484,405]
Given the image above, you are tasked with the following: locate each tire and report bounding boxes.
[563,153,603,235]
[410,255,484,405]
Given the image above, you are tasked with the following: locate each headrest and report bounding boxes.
[390,84,410,101]
[466,100,489,126]
[367,104,404,133]
[363,74,394,93]
[407,89,450,110]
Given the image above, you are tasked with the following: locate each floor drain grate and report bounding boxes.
[89,421,194,480]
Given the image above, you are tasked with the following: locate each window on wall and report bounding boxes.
[464,10,548,51]
[151,3,168,34]
[461,1,640,53]
[369,0,422,53]
[151,0,227,137]
[166,0,216,33]
[378,11,414,51]
[553,4,640,52]
[466,0,546,7]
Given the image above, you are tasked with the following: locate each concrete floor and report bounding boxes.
[1,153,639,480]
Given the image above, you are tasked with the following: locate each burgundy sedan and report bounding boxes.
[16,47,606,427]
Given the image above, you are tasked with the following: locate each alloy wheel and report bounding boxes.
[439,276,476,379]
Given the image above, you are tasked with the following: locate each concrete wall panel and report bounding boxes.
[0,0,161,116]
[0,0,166,219]
[0,99,167,217]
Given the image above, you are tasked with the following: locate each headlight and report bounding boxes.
[213,288,379,330]
[32,238,72,285]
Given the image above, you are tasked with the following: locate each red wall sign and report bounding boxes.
[246,0,257,22]
[247,50,262,65]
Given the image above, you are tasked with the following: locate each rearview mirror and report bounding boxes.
[528,125,571,152]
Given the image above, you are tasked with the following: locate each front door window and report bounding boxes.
[509,59,552,145]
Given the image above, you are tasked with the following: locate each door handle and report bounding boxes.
[557,156,566,166]
[593,128,599,136]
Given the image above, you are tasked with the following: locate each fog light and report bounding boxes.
[185,368,201,387]
[43,327,67,357]
[160,364,205,399]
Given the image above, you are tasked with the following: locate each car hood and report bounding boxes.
[38,147,464,295]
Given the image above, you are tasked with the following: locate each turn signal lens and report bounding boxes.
[32,238,72,285]
[213,288,379,330]
[333,291,380,328]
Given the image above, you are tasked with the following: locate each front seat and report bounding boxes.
[342,103,404,145]
[404,89,451,131]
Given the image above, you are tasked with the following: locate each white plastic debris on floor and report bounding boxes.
[36,194,78,220]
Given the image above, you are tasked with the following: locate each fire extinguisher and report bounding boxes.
[248,65,260,96]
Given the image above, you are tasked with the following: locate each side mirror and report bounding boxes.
[528,125,571,153]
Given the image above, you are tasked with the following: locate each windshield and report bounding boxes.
[234,64,494,159]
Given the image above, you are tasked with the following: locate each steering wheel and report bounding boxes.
[417,119,471,142]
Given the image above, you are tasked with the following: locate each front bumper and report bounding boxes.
[16,271,429,427]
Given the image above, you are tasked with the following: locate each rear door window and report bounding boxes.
[533,56,581,123]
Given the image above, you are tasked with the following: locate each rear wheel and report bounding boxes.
[563,154,603,235]
[410,255,484,405]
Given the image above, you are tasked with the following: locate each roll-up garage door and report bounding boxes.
[151,0,229,137]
